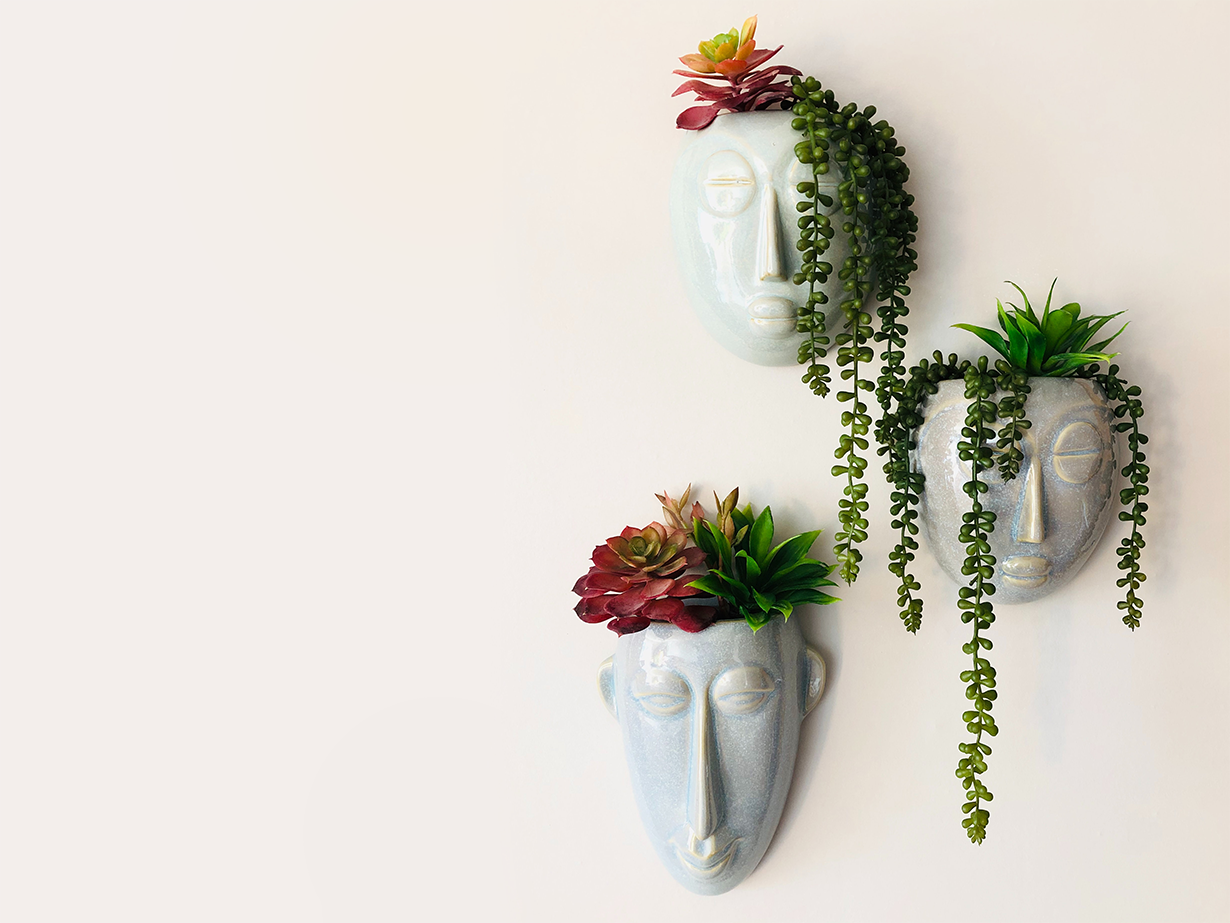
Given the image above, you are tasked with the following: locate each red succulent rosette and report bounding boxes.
[573,522,716,635]
[672,16,801,130]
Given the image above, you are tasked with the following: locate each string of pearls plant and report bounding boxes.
[789,76,918,584]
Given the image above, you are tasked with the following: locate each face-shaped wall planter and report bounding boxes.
[669,111,850,366]
[598,617,825,895]
[915,378,1118,603]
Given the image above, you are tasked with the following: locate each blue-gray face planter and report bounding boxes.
[915,377,1119,604]
[599,617,824,895]
[669,111,850,366]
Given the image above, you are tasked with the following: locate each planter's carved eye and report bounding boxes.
[632,669,690,716]
[713,666,775,715]
[1053,422,1104,484]
[701,151,755,216]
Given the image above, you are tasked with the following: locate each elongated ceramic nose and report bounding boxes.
[1015,453,1045,543]
[756,184,784,281]
[686,692,721,840]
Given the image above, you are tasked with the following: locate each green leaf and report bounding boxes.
[736,549,762,583]
[686,575,738,601]
[703,520,733,571]
[785,588,840,606]
[953,324,1010,360]
[1045,351,1117,375]
[775,600,794,621]
[1041,309,1073,352]
[749,505,775,564]
[752,587,776,612]
[1006,281,1040,327]
[1054,316,1093,354]
[694,521,718,559]
[1014,313,1047,375]
[744,609,771,631]
[766,558,833,591]
[1007,324,1029,371]
[996,299,1017,337]
[763,530,822,574]
[1077,311,1126,349]
[1087,318,1128,353]
[1040,278,1057,325]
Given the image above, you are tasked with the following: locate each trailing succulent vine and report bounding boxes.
[880,283,1149,843]
[1092,365,1150,629]
[789,76,918,584]
[954,357,1001,844]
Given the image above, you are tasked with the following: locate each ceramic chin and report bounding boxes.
[915,377,1119,604]
[669,111,850,366]
[598,617,825,895]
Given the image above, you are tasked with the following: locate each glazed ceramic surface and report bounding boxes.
[915,377,1118,604]
[669,111,850,366]
[597,617,825,895]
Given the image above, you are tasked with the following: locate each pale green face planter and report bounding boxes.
[599,617,825,895]
[915,378,1119,604]
[669,111,850,366]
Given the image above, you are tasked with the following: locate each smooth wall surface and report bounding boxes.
[1,2,1227,921]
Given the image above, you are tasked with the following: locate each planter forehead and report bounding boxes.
[597,616,825,895]
[669,110,851,366]
[915,377,1118,604]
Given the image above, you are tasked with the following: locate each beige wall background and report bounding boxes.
[2,1,1227,921]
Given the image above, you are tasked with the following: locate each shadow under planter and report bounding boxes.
[598,617,824,895]
[914,377,1118,604]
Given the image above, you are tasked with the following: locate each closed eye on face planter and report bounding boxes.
[633,668,691,717]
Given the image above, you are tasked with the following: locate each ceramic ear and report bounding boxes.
[597,656,616,718]
[803,644,826,717]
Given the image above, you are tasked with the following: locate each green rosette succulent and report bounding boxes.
[953,280,1127,377]
[687,489,838,630]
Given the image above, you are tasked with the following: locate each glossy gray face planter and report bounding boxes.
[915,377,1118,604]
[598,617,825,895]
[669,111,850,366]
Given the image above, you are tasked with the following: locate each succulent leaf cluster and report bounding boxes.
[573,487,837,636]
[573,520,713,636]
[672,16,801,130]
[687,489,839,631]
[954,281,1127,377]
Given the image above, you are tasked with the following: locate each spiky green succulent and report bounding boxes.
[687,489,838,630]
[954,280,1127,376]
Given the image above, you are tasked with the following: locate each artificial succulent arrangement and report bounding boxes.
[573,486,837,634]
[674,16,919,585]
[878,280,1149,844]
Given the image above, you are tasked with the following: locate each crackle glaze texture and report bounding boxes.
[597,617,824,895]
[915,377,1118,604]
[669,111,850,366]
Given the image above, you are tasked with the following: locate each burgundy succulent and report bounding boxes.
[573,522,716,635]
[672,16,801,130]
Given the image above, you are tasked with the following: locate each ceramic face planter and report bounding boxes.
[915,377,1118,603]
[669,111,850,366]
[598,617,825,895]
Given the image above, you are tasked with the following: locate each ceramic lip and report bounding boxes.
[1001,554,1051,588]
[747,295,797,338]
